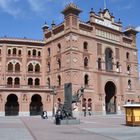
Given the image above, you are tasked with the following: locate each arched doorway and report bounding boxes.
[5,94,19,116]
[30,94,43,116]
[105,48,113,71]
[105,81,117,114]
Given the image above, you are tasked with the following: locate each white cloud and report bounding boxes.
[27,0,46,12]
[0,0,20,17]
[136,26,140,32]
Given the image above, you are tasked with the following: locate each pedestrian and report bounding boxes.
[41,111,48,119]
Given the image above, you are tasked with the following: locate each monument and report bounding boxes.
[55,83,85,125]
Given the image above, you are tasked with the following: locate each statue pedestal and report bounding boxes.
[55,118,80,125]
[60,118,80,125]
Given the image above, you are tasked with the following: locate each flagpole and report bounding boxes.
[104,0,107,9]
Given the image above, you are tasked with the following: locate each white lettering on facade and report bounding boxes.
[95,19,120,31]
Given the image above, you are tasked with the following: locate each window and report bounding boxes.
[14,77,20,85]
[126,52,130,60]
[57,43,61,52]
[105,48,113,71]
[84,57,88,67]
[48,62,50,71]
[15,63,20,72]
[28,50,31,56]
[18,50,21,55]
[8,49,11,55]
[57,58,61,69]
[128,80,131,89]
[47,77,50,87]
[116,62,119,68]
[38,51,41,57]
[8,62,13,71]
[33,49,36,56]
[13,48,17,55]
[58,75,61,86]
[83,42,88,50]
[127,65,130,74]
[35,64,40,72]
[28,63,33,72]
[28,78,33,85]
[7,77,12,85]
[0,49,1,55]
[98,58,102,70]
[84,74,89,86]
[35,78,40,86]
[48,48,50,56]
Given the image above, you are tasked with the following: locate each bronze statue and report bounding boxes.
[55,84,85,119]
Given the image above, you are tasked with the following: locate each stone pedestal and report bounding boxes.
[60,118,80,125]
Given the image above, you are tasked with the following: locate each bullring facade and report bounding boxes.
[0,4,139,116]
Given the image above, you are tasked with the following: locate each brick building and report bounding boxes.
[0,4,139,116]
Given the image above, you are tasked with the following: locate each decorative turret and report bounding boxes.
[89,8,95,24]
[51,20,56,28]
[42,22,49,32]
[124,26,138,47]
[61,3,82,18]
[61,3,82,29]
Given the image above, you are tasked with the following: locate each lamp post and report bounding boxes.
[50,86,57,117]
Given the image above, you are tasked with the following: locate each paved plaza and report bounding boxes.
[0,114,140,140]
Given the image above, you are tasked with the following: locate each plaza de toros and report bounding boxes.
[0,3,139,116]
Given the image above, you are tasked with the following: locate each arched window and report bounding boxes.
[14,77,20,85]
[48,62,50,71]
[84,74,89,86]
[126,52,130,60]
[8,62,13,71]
[38,51,41,57]
[28,78,33,85]
[57,58,61,69]
[15,63,20,72]
[28,50,31,56]
[13,48,17,55]
[83,42,88,50]
[128,80,131,89]
[48,48,50,56]
[84,57,88,67]
[57,43,61,52]
[8,49,11,55]
[18,50,21,55]
[7,77,13,85]
[98,58,102,70]
[116,61,119,68]
[35,78,40,86]
[58,75,61,86]
[127,65,130,74]
[47,77,50,87]
[35,64,40,72]
[28,63,33,72]
[105,48,113,71]
[33,49,36,56]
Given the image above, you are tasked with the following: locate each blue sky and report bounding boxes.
[0,0,140,68]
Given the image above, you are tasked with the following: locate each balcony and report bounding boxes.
[0,85,52,92]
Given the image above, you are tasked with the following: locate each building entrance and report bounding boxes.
[5,94,19,116]
[30,94,43,116]
[105,81,116,114]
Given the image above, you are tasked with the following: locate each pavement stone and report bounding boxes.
[0,115,140,140]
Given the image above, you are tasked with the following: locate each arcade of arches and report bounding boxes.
[3,93,52,116]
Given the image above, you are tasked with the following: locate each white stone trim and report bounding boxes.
[19,112,30,116]
[0,112,5,116]
[47,111,52,117]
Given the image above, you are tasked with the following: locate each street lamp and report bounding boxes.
[50,86,57,117]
